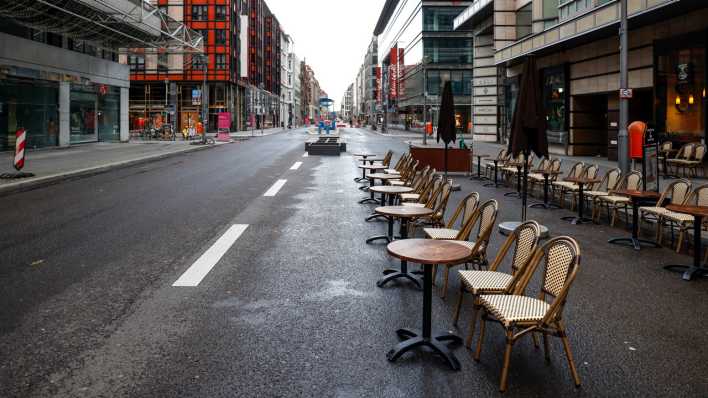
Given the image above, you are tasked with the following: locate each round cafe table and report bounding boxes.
[357,164,386,185]
[470,154,489,180]
[365,186,414,222]
[370,206,433,290]
[663,204,708,281]
[360,173,403,204]
[386,239,472,370]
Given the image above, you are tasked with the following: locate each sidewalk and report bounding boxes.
[230,127,289,138]
[0,141,224,195]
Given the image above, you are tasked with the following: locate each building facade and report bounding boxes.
[292,53,302,127]
[374,0,474,134]
[457,0,708,158]
[0,1,196,150]
[300,61,324,123]
[280,33,294,128]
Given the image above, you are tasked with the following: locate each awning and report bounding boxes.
[0,0,203,53]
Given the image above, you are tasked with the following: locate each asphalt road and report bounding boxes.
[1,128,707,397]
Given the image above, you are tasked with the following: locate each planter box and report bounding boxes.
[409,144,471,173]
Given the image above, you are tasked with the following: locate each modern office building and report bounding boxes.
[374,0,473,134]
[0,0,199,150]
[340,83,354,122]
[456,0,708,158]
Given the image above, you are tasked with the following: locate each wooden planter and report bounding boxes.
[409,144,471,173]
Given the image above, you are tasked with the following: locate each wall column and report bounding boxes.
[120,87,129,142]
[58,81,70,147]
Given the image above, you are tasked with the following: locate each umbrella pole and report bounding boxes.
[444,142,448,179]
[522,150,529,222]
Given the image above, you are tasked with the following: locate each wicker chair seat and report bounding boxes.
[402,202,426,208]
[584,190,609,198]
[389,180,406,186]
[527,173,544,181]
[449,240,477,251]
[459,270,513,294]
[662,211,694,223]
[639,206,670,217]
[384,169,400,174]
[502,166,519,173]
[399,193,419,201]
[598,195,631,204]
[423,227,459,240]
[552,181,579,190]
[479,294,550,327]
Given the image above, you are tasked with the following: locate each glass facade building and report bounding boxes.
[376,1,473,133]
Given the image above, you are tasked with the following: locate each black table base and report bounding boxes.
[663,265,708,281]
[483,161,501,188]
[385,263,461,370]
[608,237,660,251]
[470,156,489,181]
[367,214,394,244]
[530,174,560,210]
[663,215,708,281]
[561,215,594,225]
[377,265,422,289]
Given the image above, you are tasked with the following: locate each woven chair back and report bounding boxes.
[686,184,708,207]
[660,141,672,152]
[567,162,584,179]
[665,179,692,206]
[381,150,393,167]
[693,144,706,162]
[445,192,480,230]
[509,221,542,276]
[605,168,622,191]
[625,171,642,191]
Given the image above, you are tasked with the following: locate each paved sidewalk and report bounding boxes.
[0,141,223,195]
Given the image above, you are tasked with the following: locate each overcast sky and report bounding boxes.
[266,0,381,108]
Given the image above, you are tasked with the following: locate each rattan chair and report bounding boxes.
[404,176,442,209]
[585,168,622,222]
[435,199,499,300]
[485,149,510,180]
[423,192,480,240]
[474,236,582,392]
[400,168,435,201]
[672,144,706,177]
[595,171,642,226]
[409,180,453,233]
[551,162,584,208]
[666,143,694,177]
[567,164,599,211]
[661,184,708,253]
[453,221,541,348]
[388,159,419,186]
[657,141,673,174]
[639,179,691,244]
[528,158,561,196]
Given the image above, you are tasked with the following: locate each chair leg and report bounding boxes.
[676,228,685,253]
[656,218,663,245]
[439,266,450,299]
[474,312,487,361]
[558,323,582,387]
[610,207,617,227]
[453,286,465,325]
[432,264,438,286]
[499,329,515,392]
[465,301,480,348]
[543,332,551,362]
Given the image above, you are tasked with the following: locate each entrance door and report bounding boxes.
[70,91,97,143]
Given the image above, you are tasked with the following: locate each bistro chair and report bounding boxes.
[389,160,419,186]
[528,158,561,197]
[387,152,410,173]
[639,179,691,244]
[526,158,549,195]
[422,192,480,240]
[657,141,673,174]
[373,150,394,168]
[435,199,499,300]
[409,180,453,233]
[585,168,622,222]
[474,236,582,392]
[551,162,584,208]
[453,221,541,348]
[567,164,599,211]
[666,143,694,177]
[485,149,510,180]
[672,144,706,178]
[595,171,642,226]
[404,176,442,208]
[391,164,428,189]
[400,168,435,202]
[660,184,708,253]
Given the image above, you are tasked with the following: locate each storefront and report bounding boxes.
[0,78,59,150]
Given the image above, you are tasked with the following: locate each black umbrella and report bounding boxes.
[437,80,456,177]
[509,56,548,221]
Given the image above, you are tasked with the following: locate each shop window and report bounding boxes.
[192,5,208,21]
[215,30,227,45]
[423,7,467,31]
[215,5,227,20]
[423,38,473,64]
[128,55,145,72]
[157,53,168,73]
[516,3,532,40]
[543,66,567,136]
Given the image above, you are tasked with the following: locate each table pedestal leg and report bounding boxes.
[664,215,708,280]
[359,179,379,203]
[377,219,421,288]
[385,263,461,370]
[367,213,393,244]
[355,168,367,183]
[530,175,560,209]
[609,199,660,250]
[561,183,594,224]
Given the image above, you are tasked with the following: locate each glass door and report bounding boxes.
[70,91,97,143]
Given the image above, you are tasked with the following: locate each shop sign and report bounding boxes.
[619,89,633,99]
[192,89,202,105]
[218,112,231,129]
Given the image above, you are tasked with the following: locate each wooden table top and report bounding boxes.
[666,204,708,217]
[387,239,472,265]
[369,186,414,194]
[564,176,602,184]
[375,206,433,218]
[367,173,401,180]
[358,164,387,170]
[611,189,661,199]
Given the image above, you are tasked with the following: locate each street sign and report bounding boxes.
[619,88,633,99]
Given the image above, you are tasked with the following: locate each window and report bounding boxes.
[543,66,567,133]
[128,55,145,72]
[69,39,84,53]
[423,7,467,31]
[158,53,168,73]
[192,5,208,21]
[423,38,473,64]
[215,54,226,69]
[215,5,227,20]
[198,30,209,44]
[193,55,206,70]
[516,3,532,40]
[215,30,226,45]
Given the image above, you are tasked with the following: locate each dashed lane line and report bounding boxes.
[264,179,287,197]
[172,224,249,287]
[290,161,303,170]
[302,152,309,157]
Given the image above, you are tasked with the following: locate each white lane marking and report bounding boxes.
[173,224,249,287]
[264,179,287,197]
[290,161,303,170]
[302,152,309,157]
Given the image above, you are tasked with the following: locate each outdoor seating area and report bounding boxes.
[351,146,707,392]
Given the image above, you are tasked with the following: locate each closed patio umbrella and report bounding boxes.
[509,55,548,222]
[437,80,456,177]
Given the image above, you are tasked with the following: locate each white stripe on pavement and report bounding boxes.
[264,179,287,196]
[172,224,249,287]
[290,161,302,170]
[302,152,309,157]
